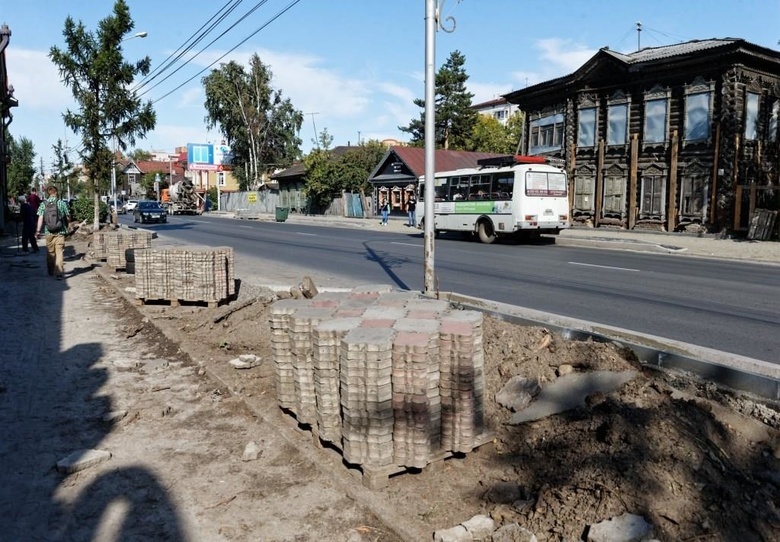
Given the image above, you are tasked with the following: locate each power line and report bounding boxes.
[139,0,279,99]
[150,0,302,105]
[134,0,245,91]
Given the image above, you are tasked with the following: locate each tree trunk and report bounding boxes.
[93,183,101,230]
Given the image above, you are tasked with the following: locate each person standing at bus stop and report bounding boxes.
[36,185,71,280]
[406,192,416,227]
[379,196,389,226]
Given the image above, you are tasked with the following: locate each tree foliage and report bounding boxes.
[6,134,36,198]
[466,111,526,154]
[303,134,385,211]
[399,50,478,150]
[129,148,152,161]
[49,0,156,228]
[49,139,76,196]
[202,54,303,190]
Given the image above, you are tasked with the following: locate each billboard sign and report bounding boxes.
[187,143,217,171]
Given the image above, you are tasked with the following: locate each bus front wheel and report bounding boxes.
[478,221,497,244]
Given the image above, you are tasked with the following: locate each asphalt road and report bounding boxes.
[122,214,780,364]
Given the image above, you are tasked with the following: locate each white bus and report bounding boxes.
[417,155,571,244]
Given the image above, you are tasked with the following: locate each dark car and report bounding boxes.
[133,200,168,224]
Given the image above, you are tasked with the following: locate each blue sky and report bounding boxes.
[4,0,779,172]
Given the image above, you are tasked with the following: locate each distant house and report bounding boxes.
[472,97,519,126]
[367,147,505,217]
[504,38,780,235]
[119,158,186,199]
[271,146,360,214]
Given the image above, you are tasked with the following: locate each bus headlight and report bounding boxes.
[559,214,568,221]
[524,215,537,221]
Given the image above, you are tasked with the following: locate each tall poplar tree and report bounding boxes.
[50,0,155,228]
[399,50,478,150]
[202,54,303,190]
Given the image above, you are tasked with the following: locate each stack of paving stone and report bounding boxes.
[134,248,173,300]
[134,246,234,304]
[105,230,153,269]
[439,310,485,453]
[270,299,308,410]
[92,230,110,260]
[269,288,488,473]
[312,317,360,443]
[289,307,335,425]
[340,327,395,467]
[391,318,441,468]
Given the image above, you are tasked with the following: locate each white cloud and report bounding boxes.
[6,48,72,110]
[510,38,596,89]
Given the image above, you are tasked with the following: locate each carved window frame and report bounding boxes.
[683,77,714,143]
[602,163,627,218]
[576,93,598,149]
[639,163,667,220]
[744,91,760,141]
[572,164,596,215]
[679,159,709,219]
[606,90,630,148]
[643,85,670,147]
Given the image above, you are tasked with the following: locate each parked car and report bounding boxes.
[133,201,168,224]
[125,200,139,212]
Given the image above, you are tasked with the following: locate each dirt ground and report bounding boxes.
[86,232,780,542]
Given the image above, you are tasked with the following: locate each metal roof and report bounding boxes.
[387,147,506,178]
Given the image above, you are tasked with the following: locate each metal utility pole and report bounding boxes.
[423,0,437,294]
[423,0,459,295]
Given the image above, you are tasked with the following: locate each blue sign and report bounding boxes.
[187,143,214,165]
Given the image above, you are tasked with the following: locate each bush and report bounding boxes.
[70,197,108,223]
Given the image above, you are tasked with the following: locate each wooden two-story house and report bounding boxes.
[504,38,780,235]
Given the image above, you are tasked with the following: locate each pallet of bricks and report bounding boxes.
[134,246,235,307]
[96,230,154,271]
[269,285,491,489]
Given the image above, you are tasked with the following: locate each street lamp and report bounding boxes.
[111,31,147,219]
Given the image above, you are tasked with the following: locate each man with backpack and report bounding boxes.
[36,185,71,280]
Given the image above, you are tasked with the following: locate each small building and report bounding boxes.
[367,147,505,217]
[504,38,780,235]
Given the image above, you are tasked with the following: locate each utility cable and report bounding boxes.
[150,0,301,105]
[134,0,244,91]
[138,0,277,99]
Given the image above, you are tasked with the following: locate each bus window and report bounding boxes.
[494,174,514,199]
[468,175,491,200]
[450,176,467,200]
[526,171,567,197]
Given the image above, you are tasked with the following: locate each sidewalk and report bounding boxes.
[223,210,780,264]
[0,237,412,541]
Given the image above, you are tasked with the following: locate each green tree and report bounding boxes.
[399,50,478,150]
[203,54,303,190]
[6,134,36,198]
[505,111,525,154]
[467,115,513,153]
[129,148,152,161]
[49,0,156,229]
[302,136,385,211]
[50,139,76,196]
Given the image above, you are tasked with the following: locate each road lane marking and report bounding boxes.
[568,262,640,272]
[391,242,423,247]
[296,232,318,236]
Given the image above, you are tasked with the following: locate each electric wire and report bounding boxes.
[138,0,280,99]
[134,0,244,91]
[150,0,302,106]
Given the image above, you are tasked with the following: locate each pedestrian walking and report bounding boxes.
[406,193,416,227]
[19,195,39,253]
[27,186,42,215]
[36,185,71,280]
[379,197,389,226]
